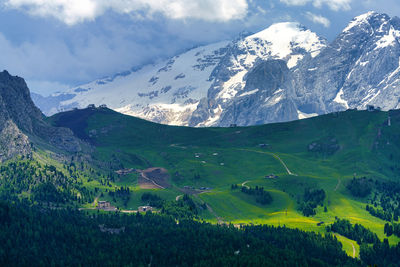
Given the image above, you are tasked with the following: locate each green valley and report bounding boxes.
[47,107,400,257]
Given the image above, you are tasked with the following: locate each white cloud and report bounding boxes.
[305,12,330,27]
[0,7,249,95]
[280,0,352,11]
[4,0,249,25]
[0,28,175,93]
[27,80,70,96]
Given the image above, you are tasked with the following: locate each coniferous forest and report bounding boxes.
[0,201,360,267]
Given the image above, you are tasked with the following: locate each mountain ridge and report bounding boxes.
[0,70,83,161]
[32,22,326,126]
[33,11,400,127]
[294,11,400,116]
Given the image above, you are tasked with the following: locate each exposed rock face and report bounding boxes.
[34,123,82,153]
[191,60,298,126]
[0,70,81,161]
[188,22,326,126]
[0,71,43,133]
[294,12,400,114]
[0,120,31,162]
[229,59,298,125]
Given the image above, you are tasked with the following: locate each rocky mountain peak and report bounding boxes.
[295,11,400,115]
[245,22,326,62]
[342,11,389,33]
[337,12,400,51]
[0,70,43,133]
[0,70,83,161]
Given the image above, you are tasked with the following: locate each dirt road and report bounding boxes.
[334,178,341,191]
[238,149,297,176]
[137,167,171,189]
[241,180,250,189]
[206,203,224,224]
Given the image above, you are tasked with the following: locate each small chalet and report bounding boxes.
[115,168,134,175]
[138,206,153,212]
[98,201,111,209]
[367,105,381,112]
[265,174,278,179]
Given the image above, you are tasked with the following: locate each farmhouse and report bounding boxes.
[199,187,212,190]
[367,105,381,112]
[98,201,111,209]
[138,206,153,212]
[115,168,135,175]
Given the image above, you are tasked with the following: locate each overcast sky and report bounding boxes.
[0,0,400,95]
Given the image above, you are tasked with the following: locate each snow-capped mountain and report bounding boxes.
[294,12,400,114]
[34,12,400,127]
[35,22,326,126]
[190,22,325,126]
[45,41,230,126]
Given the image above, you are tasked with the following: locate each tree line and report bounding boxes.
[0,200,359,266]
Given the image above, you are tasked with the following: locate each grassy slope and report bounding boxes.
[51,108,400,255]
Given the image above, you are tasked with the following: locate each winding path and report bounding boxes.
[241,180,250,189]
[238,149,297,176]
[334,233,357,258]
[271,153,295,175]
[334,178,341,192]
[139,171,165,189]
[351,242,356,258]
[206,203,224,224]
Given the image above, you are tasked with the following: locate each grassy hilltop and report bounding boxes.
[51,107,400,256]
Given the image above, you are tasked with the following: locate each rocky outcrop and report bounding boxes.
[0,70,82,161]
[220,59,298,126]
[188,23,325,126]
[34,123,82,153]
[191,59,299,126]
[0,120,31,162]
[0,71,43,133]
[294,12,400,114]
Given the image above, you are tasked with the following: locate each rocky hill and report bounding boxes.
[0,71,82,161]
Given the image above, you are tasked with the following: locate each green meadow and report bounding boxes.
[51,107,400,257]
